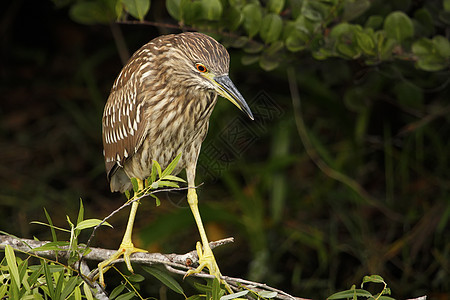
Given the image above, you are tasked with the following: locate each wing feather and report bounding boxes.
[102,58,150,182]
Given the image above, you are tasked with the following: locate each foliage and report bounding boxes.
[52,0,449,72]
[0,158,191,299]
[328,275,394,300]
[0,205,105,299]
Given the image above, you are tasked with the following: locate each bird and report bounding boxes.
[98,32,254,290]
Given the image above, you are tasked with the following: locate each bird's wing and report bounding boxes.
[102,69,148,181]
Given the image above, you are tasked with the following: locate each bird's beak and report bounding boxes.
[213,75,254,120]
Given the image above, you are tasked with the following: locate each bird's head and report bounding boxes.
[170,32,254,120]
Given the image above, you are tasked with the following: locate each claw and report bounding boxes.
[97,242,147,287]
[184,241,232,293]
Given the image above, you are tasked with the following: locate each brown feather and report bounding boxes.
[102,32,229,192]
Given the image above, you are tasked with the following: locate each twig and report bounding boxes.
[83,184,199,250]
[110,22,130,65]
[165,265,304,300]
[76,259,109,300]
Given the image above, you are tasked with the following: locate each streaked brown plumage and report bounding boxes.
[99,32,253,289]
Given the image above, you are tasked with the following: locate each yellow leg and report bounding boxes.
[184,188,232,293]
[97,178,147,287]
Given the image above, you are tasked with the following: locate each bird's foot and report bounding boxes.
[97,241,147,287]
[184,241,232,293]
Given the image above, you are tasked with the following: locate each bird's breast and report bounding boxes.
[123,90,217,180]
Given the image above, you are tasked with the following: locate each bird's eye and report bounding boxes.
[195,63,208,73]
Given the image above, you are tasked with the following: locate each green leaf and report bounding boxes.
[242,3,262,38]
[75,219,113,230]
[258,291,278,298]
[5,245,20,290]
[186,295,204,300]
[327,288,373,299]
[379,296,396,300]
[365,15,384,29]
[150,162,158,183]
[44,208,58,242]
[0,285,7,300]
[241,54,260,65]
[8,280,18,300]
[301,2,325,22]
[220,290,249,300]
[74,286,82,300]
[156,180,179,188]
[285,29,309,52]
[444,0,450,11]
[412,37,433,55]
[124,190,131,200]
[433,35,450,58]
[151,194,161,206]
[337,43,361,59]
[76,199,84,234]
[69,1,115,25]
[362,274,385,285]
[330,23,362,58]
[110,284,126,299]
[384,11,414,42]
[152,160,162,179]
[31,241,70,251]
[54,271,64,300]
[166,0,181,20]
[222,6,242,30]
[43,261,55,299]
[355,29,375,55]
[122,0,150,21]
[201,0,222,20]
[414,8,434,36]
[378,34,396,60]
[27,264,43,287]
[342,0,370,21]
[267,0,284,14]
[289,0,302,18]
[260,13,283,44]
[131,177,139,192]
[142,266,184,295]
[412,38,449,71]
[180,0,203,24]
[163,175,186,182]
[128,273,145,282]
[259,55,279,71]
[211,278,222,300]
[116,292,136,300]
[83,282,94,300]
[60,276,79,299]
[18,259,29,292]
[243,41,264,54]
[161,153,182,177]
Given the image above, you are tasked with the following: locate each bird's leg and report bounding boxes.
[184,187,232,293]
[97,178,147,287]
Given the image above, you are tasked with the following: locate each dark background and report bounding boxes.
[1,0,449,299]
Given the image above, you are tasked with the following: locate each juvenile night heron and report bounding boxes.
[99,32,253,288]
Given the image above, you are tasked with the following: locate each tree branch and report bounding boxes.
[0,234,302,300]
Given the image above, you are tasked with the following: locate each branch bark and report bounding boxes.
[0,234,303,300]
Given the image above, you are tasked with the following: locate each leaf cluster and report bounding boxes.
[328,275,394,300]
[53,0,450,71]
[125,152,186,206]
